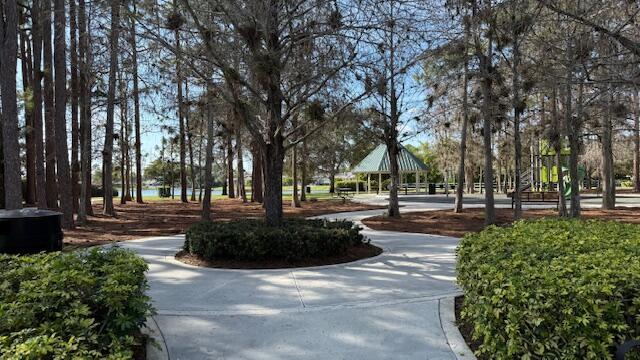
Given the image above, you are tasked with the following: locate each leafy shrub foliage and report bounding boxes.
[0,248,153,359]
[335,180,367,192]
[457,219,640,359]
[185,219,367,261]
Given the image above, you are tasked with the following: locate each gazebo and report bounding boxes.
[351,144,429,194]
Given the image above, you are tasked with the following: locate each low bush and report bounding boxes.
[90,185,119,198]
[0,248,153,359]
[621,179,634,188]
[184,218,367,261]
[335,180,367,192]
[457,219,640,359]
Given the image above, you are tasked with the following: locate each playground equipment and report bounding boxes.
[530,140,585,198]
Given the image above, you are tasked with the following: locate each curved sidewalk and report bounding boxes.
[121,207,462,360]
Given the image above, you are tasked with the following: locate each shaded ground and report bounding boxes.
[64,199,383,248]
[362,207,640,238]
[175,243,383,269]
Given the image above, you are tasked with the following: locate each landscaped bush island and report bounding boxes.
[0,248,153,359]
[457,219,640,359]
[183,218,380,268]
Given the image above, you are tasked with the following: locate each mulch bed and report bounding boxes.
[362,207,640,238]
[132,333,147,360]
[63,198,384,249]
[174,243,383,269]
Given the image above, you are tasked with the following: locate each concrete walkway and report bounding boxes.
[122,193,640,359]
[121,205,462,360]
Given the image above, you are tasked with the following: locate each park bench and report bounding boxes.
[508,190,559,209]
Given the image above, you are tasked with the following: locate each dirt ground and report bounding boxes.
[361,207,640,238]
[64,198,383,248]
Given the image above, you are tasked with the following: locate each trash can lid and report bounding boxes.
[0,208,62,219]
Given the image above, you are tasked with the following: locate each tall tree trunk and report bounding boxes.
[496,156,503,194]
[601,91,615,209]
[329,172,336,194]
[251,141,263,203]
[174,17,188,203]
[551,86,567,216]
[126,128,132,200]
[226,130,235,198]
[479,32,495,225]
[202,87,215,221]
[263,140,285,226]
[54,0,74,228]
[454,25,469,213]
[386,138,401,217]
[512,32,523,219]
[385,15,401,218]
[235,113,247,202]
[291,144,301,207]
[0,128,4,208]
[128,5,143,203]
[221,168,228,196]
[119,76,128,205]
[19,12,36,205]
[185,83,197,202]
[70,0,80,213]
[633,89,639,193]
[43,0,58,208]
[0,0,22,209]
[32,0,48,209]
[300,140,308,202]
[197,112,205,203]
[77,0,91,222]
[103,0,121,216]
[566,44,581,217]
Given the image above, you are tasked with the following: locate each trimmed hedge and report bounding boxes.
[90,185,119,198]
[184,219,367,261]
[0,248,153,359]
[335,180,368,192]
[457,219,640,359]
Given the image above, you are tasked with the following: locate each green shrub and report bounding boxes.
[335,180,366,192]
[185,219,367,261]
[621,180,634,188]
[0,248,153,359]
[457,219,640,359]
[90,185,119,198]
[381,178,391,191]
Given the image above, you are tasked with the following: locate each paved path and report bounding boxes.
[121,206,462,360]
[122,193,640,359]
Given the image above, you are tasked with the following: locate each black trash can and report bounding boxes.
[306,186,311,193]
[0,209,63,254]
[428,183,436,195]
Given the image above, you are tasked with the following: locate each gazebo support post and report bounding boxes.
[378,173,382,194]
[367,174,371,194]
[402,173,407,195]
[416,171,420,193]
[356,175,359,195]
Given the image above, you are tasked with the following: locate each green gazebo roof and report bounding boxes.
[352,144,428,174]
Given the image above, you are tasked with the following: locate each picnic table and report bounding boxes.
[334,187,355,203]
